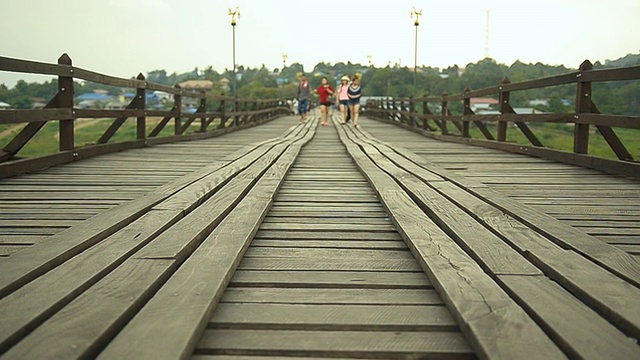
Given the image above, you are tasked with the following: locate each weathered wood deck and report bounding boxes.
[0,118,295,255]
[363,120,640,258]
[1,114,639,359]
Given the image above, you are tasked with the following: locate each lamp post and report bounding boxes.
[279,53,288,99]
[410,6,422,97]
[367,54,372,67]
[228,6,240,99]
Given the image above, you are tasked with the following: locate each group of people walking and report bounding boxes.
[296,74,362,127]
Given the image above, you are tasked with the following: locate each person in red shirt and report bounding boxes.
[314,77,334,126]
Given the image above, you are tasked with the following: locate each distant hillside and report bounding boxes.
[598,53,640,68]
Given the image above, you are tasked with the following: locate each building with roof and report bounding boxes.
[177,80,214,91]
[470,97,499,112]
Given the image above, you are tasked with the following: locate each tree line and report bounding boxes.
[1,53,638,115]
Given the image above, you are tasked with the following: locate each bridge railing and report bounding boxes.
[365,60,640,178]
[0,54,291,178]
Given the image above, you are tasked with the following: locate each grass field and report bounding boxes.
[437,121,640,161]
[0,117,215,158]
[0,117,638,161]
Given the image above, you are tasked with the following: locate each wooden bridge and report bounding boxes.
[1,55,639,359]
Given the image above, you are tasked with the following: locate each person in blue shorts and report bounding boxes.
[347,76,362,127]
[296,74,311,122]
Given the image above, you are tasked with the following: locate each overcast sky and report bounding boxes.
[1,0,639,87]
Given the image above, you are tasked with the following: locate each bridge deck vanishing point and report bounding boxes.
[1,114,639,359]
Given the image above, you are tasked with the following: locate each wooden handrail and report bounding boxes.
[364,59,640,177]
[0,54,292,178]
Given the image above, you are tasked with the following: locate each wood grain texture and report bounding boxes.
[498,275,640,359]
[334,118,565,359]
[195,329,474,358]
[0,209,180,353]
[238,258,422,272]
[360,117,640,285]
[229,270,431,289]
[243,247,413,260]
[1,259,175,359]
[97,119,317,360]
[220,288,443,305]
[210,303,457,330]
[350,133,541,276]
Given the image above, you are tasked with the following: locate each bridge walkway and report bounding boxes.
[363,118,640,258]
[0,114,638,359]
[0,118,296,257]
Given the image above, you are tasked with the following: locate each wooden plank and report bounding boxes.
[129,147,289,262]
[0,158,226,298]
[257,223,395,232]
[615,244,640,254]
[0,219,83,227]
[334,119,565,359]
[0,259,175,359]
[249,239,407,250]
[229,270,431,289]
[238,258,422,272]
[466,185,640,287]
[243,247,413,260]
[527,250,640,339]
[357,120,640,287]
[274,195,379,202]
[267,210,389,218]
[210,303,457,330]
[419,181,640,339]
[269,205,384,212]
[3,116,310,352]
[261,217,388,225]
[498,275,640,359]
[195,329,474,358]
[220,288,443,305]
[0,109,73,124]
[192,356,355,360]
[368,116,640,178]
[0,245,30,257]
[95,119,317,360]
[348,125,542,276]
[0,209,181,353]
[254,230,401,240]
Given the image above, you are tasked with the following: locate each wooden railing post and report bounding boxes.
[386,98,391,122]
[574,60,592,154]
[408,97,415,127]
[136,73,146,140]
[242,100,249,124]
[217,93,227,129]
[497,78,510,141]
[233,98,239,127]
[58,54,74,151]
[440,91,448,135]
[421,96,428,130]
[199,89,207,133]
[500,77,542,146]
[251,100,257,124]
[462,87,472,138]
[174,84,182,135]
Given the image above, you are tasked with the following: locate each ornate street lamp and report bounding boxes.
[228,6,240,98]
[410,6,422,97]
